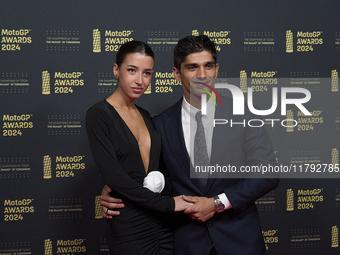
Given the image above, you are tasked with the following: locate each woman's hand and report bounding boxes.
[174,195,194,212]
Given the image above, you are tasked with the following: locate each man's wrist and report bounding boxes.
[218,193,232,210]
[214,196,225,213]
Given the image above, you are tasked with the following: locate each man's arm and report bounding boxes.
[222,113,280,212]
[183,110,279,222]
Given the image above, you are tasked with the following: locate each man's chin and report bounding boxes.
[191,78,216,88]
[190,86,212,95]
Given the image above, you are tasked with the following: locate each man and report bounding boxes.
[100,35,279,254]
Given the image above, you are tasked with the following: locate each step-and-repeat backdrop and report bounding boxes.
[0,1,339,254]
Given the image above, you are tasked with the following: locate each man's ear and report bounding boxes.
[172,67,182,83]
[215,63,219,77]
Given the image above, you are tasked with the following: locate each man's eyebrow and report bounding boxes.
[184,63,198,67]
[184,61,216,67]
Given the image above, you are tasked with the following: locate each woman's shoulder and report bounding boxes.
[86,100,114,121]
[87,100,111,113]
[89,99,109,110]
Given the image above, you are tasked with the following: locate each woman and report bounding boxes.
[86,41,191,255]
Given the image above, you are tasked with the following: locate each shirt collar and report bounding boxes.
[182,95,215,119]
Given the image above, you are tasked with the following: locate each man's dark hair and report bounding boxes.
[173,35,217,71]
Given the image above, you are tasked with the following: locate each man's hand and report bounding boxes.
[100,185,125,219]
[183,195,215,222]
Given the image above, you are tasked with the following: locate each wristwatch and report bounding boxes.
[214,196,225,213]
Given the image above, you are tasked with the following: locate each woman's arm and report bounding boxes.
[86,105,191,213]
[100,185,191,219]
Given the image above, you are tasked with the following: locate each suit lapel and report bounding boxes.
[164,99,206,193]
[206,97,234,191]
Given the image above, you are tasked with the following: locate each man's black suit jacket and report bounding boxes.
[153,97,279,255]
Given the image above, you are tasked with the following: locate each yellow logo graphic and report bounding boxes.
[144,83,151,94]
[286,189,294,211]
[44,239,52,255]
[192,30,199,36]
[286,110,294,132]
[43,155,52,179]
[332,148,339,170]
[95,196,102,219]
[332,226,339,248]
[286,30,293,53]
[331,70,338,92]
[42,71,50,95]
[240,70,247,93]
[93,29,101,53]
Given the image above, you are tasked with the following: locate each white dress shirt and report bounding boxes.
[181,96,232,210]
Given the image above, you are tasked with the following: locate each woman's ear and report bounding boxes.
[113,63,119,80]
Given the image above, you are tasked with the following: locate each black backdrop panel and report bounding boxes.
[1,1,339,254]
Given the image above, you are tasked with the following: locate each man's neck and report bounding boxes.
[184,95,209,110]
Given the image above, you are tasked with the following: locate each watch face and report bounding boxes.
[215,203,225,213]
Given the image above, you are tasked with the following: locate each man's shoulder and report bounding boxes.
[153,98,182,123]
[218,95,257,118]
[219,95,233,109]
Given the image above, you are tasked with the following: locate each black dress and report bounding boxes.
[86,100,175,255]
